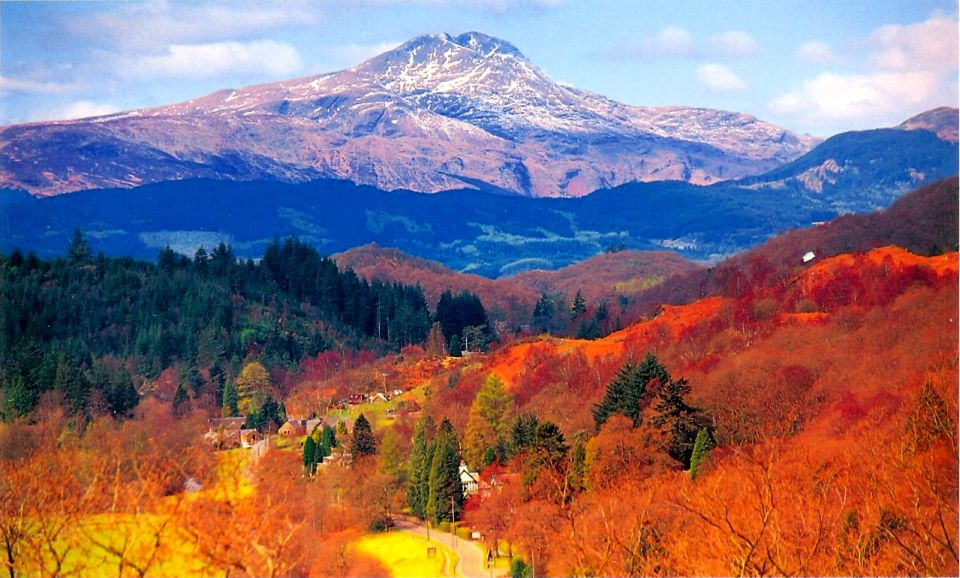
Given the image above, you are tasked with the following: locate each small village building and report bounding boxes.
[278,419,307,438]
[239,429,261,448]
[204,417,246,449]
[459,461,480,497]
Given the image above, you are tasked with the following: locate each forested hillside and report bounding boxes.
[0,235,433,421]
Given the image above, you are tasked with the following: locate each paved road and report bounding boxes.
[394,519,508,578]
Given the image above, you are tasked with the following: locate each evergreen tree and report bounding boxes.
[426,418,464,523]
[509,413,539,456]
[55,353,89,415]
[221,380,239,417]
[568,435,588,493]
[67,229,91,264]
[303,435,318,475]
[351,413,377,458]
[448,334,462,357]
[571,289,586,318]
[531,421,568,472]
[593,353,668,431]
[688,428,714,480]
[5,374,33,418]
[652,374,709,468]
[407,418,431,519]
[320,423,337,452]
[107,368,139,419]
[532,293,554,331]
[172,382,190,418]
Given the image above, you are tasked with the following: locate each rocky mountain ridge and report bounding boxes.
[1,32,818,197]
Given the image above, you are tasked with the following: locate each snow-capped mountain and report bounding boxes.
[1,32,819,197]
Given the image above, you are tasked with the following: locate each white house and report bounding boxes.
[459,461,480,497]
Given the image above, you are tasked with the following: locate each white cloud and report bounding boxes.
[796,41,840,65]
[706,30,759,58]
[76,2,318,49]
[868,15,958,73]
[46,100,120,121]
[330,41,402,65]
[125,40,304,80]
[644,26,696,57]
[357,0,564,8]
[696,63,746,91]
[770,14,958,133]
[1,76,81,95]
[771,71,943,120]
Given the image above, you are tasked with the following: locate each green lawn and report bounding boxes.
[355,530,459,578]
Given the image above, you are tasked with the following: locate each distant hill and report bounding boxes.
[335,243,701,329]
[898,106,959,142]
[509,250,702,303]
[632,177,959,313]
[0,177,832,276]
[734,118,958,213]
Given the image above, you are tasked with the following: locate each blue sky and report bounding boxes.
[1,0,956,136]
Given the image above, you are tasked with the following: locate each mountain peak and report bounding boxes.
[897,107,958,142]
[1,31,820,197]
[396,32,525,59]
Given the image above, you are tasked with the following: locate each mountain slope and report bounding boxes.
[734,113,958,212]
[0,32,816,197]
[0,176,834,276]
[334,243,702,328]
[631,176,959,314]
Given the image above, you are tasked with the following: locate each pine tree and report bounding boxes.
[571,289,586,318]
[303,435,318,475]
[172,382,190,418]
[351,413,377,458]
[426,418,464,523]
[593,353,668,431]
[107,368,139,418]
[448,334,462,357]
[221,380,239,417]
[67,229,91,264]
[321,423,337,452]
[407,419,431,519]
[5,374,34,418]
[688,428,714,480]
[509,413,539,456]
[55,353,89,415]
[652,375,707,467]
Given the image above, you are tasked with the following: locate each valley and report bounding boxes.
[1,16,957,578]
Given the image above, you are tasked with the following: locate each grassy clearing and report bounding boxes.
[355,530,458,578]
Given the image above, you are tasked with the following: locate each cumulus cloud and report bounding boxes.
[123,40,304,80]
[642,26,696,57]
[45,100,120,121]
[771,15,958,132]
[357,0,564,8]
[330,41,402,65]
[796,41,840,65]
[696,63,747,91]
[706,30,759,58]
[74,2,317,49]
[1,76,82,95]
[868,15,958,73]
[610,27,760,61]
